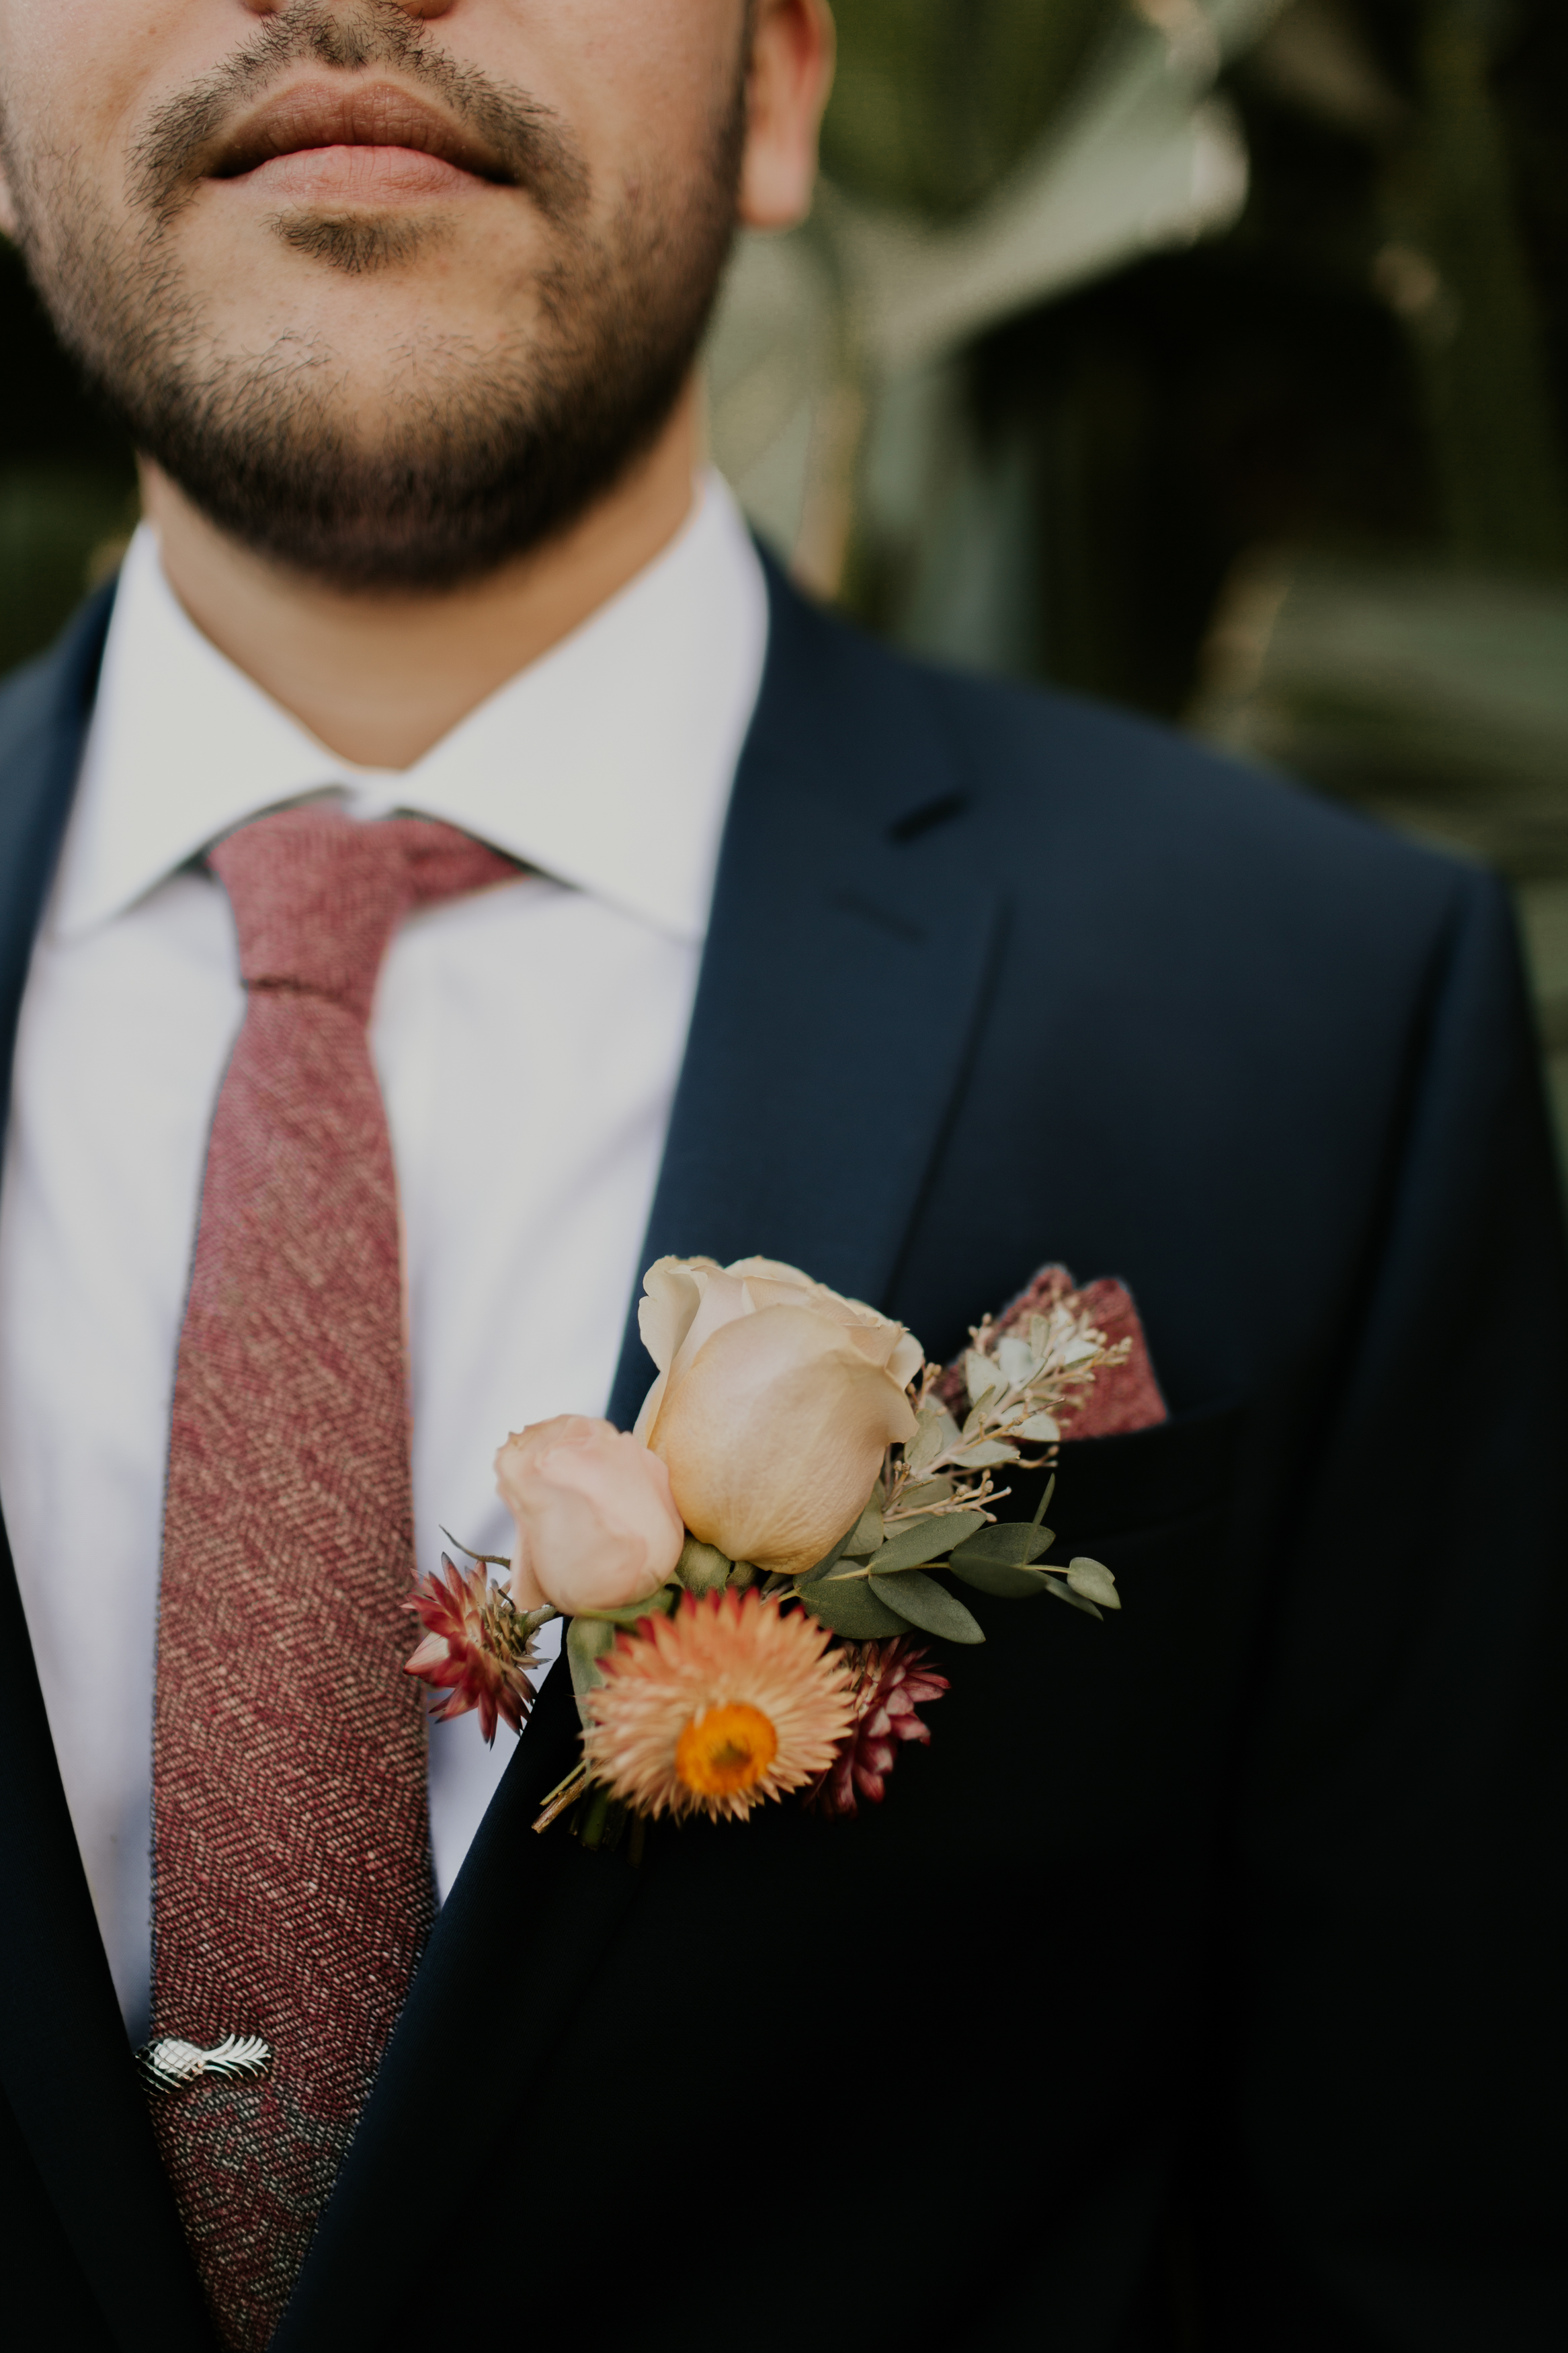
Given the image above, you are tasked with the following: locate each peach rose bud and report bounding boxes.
[645,1306,917,1580]
[496,1416,685,1616]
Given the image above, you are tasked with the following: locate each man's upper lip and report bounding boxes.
[209,81,512,186]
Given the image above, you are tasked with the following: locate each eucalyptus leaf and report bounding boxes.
[1014,1412,1061,1443]
[841,1497,884,1558]
[995,1335,1040,1387]
[899,1476,954,1509]
[950,1521,1055,1569]
[964,1349,999,1408]
[950,1439,1019,1468]
[1066,1556,1120,1610]
[905,1406,960,1476]
[798,1575,910,1638]
[566,1615,618,1723]
[868,1570,985,1644]
[673,1536,732,1596]
[574,1589,676,1628]
[948,1557,1050,1600]
[1042,1576,1103,1621]
[798,1507,868,1585]
[859,1509,987,1576]
[1032,1473,1058,1528]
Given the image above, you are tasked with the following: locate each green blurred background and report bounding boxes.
[4,0,1567,1158]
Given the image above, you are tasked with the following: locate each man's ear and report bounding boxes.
[738,0,835,233]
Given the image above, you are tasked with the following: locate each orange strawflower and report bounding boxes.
[585,1587,855,1823]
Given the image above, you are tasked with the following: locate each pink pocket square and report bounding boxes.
[988,1265,1167,1440]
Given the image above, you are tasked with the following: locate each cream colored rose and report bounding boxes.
[497,1416,685,1615]
[633,1257,922,1578]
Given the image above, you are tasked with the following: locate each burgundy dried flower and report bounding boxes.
[405,1555,539,1743]
[811,1636,950,1817]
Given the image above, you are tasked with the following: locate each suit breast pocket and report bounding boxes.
[883,1400,1248,1859]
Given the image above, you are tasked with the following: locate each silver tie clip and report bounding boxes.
[136,2033,273,2094]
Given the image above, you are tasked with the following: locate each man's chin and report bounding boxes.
[138,376,677,594]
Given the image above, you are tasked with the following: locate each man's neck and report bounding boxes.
[138,381,702,772]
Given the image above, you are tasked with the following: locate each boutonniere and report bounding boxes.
[407,1257,1131,1851]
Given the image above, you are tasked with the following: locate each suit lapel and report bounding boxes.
[0,595,216,2348]
[284,566,1001,2347]
[605,561,1001,1426]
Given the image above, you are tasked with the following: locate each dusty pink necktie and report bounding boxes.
[145,805,515,2350]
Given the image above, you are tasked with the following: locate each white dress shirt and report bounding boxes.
[0,472,768,2042]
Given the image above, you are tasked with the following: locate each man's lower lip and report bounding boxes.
[231,145,487,202]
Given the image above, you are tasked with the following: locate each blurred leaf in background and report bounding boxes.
[1377,0,1567,570]
[0,466,135,668]
[1192,0,1568,1156]
[708,0,1277,603]
[823,0,1109,219]
[0,244,138,674]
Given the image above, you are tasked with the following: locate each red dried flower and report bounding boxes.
[405,1555,539,1744]
[811,1636,950,1816]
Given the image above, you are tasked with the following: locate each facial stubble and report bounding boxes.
[2,1,747,589]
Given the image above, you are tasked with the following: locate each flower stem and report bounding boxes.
[577,1786,613,1850]
[532,1761,589,1834]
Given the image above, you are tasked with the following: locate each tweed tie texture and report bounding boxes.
[150,806,515,2350]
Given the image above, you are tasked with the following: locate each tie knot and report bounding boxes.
[209,805,515,1025]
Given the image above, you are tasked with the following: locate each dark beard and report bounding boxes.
[3,1,745,590]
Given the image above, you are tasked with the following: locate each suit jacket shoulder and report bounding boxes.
[0,584,114,759]
[769,567,1473,961]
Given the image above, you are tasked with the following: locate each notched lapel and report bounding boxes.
[607,569,1001,1426]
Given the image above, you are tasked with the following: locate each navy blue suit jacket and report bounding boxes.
[1,565,1564,2351]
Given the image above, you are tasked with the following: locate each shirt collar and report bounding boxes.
[50,468,769,947]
